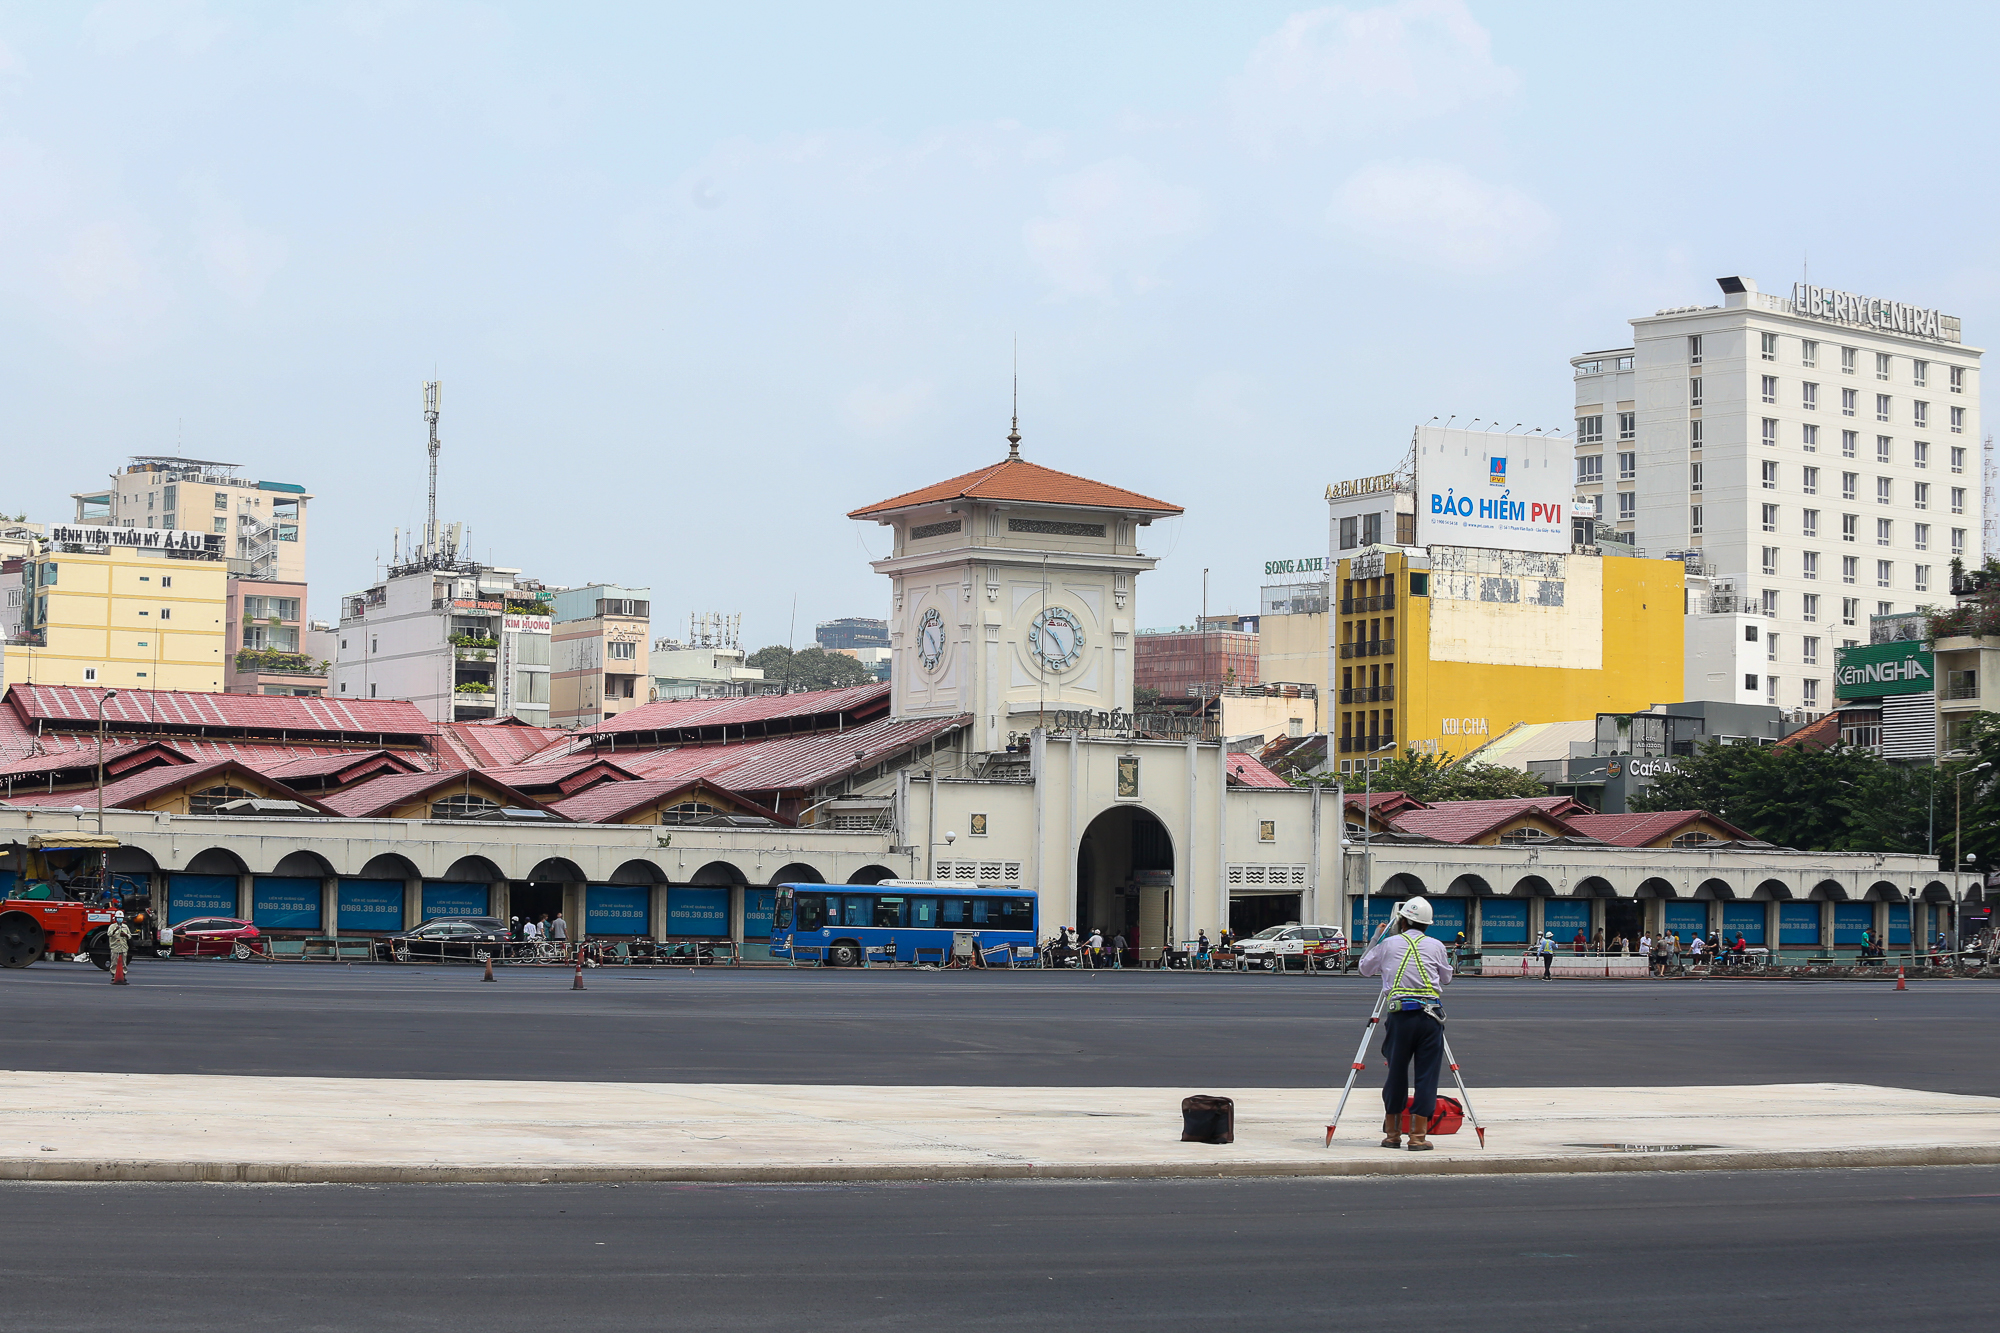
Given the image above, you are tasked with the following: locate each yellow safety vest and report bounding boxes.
[1387,933,1440,1004]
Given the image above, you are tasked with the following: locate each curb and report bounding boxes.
[5,1143,2000,1185]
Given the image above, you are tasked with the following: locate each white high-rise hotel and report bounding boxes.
[1573,276,1982,713]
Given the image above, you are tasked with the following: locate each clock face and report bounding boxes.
[916,607,946,672]
[1027,605,1086,672]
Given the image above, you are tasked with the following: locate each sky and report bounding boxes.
[4,1,1998,644]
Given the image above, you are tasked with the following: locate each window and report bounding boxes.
[1802,466,1819,495]
[1803,551,1820,580]
[212,517,227,533]
[1803,591,1820,619]
[1802,635,1820,665]
[213,492,228,510]
[159,607,171,620]
[1618,412,1636,441]
[1914,401,1928,430]
[1951,365,1965,393]
[1842,429,1858,457]
[1690,505,1703,536]
[1338,517,1357,550]
[1842,472,1858,501]
[82,667,96,682]
[1842,597,1858,625]
[1841,387,1857,416]
[1761,590,1778,617]
[1877,477,1892,506]
[1803,678,1820,708]
[1877,352,1892,380]
[1690,461,1703,491]
[1915,522,1930,550]
[1916,565,1931,592]
[1802,382,1818,411]
[1877,436,1892,463]
[1876,517,1892,546]
[431,793,501,820]
[1618,451,1636,480]
[607,640,636,660]
[160,576,170,589]
[1953,528,1968,556]
[1690,419,1704,449]
[190,785,256,814]
[1745,674,1759,693]
[1841,346,1857,374]
[1952,487,1967,515]
[1762,418,1778,447]
[1914,440,1929,469]
[1766,632,1779,661]
[1761,546,1779,575]
[1689,334,1703,364]
[1876,393,1891,422]
[1802,339,1818,367]
[1842,555,1858,583]
[1762,460,1779,489]
[1804,507,1819,535]
[1951,445,1967,473]
[38,562,56,586]
[1951,406,1965,434]
[1576,455,1603,484]
[1744,625,1759,643]
[1762,504,1778,533]
[1761,332,1778,361]
[1577,415,1604,444]
[1688,377,1703,406]
[1618,491,1636,520]
[1766,676,1779,705]
[1914,359,1928,388]
[1914,483,1929,511]
[1877,560,1892,588]
[1878,600,1894,617]
[1762,375,1778,404]
[1802,423,1818,451]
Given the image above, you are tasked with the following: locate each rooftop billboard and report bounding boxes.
[1413,426,1571,556]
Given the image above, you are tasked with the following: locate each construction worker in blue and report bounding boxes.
[1357,897,1453,1151]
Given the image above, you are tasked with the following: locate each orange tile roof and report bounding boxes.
[848,456,1182,519]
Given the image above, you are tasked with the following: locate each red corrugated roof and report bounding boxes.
[258,749,427,782]
[1224,754,1293,788]
[1563,811,1751,847]
[574,684,891,739]
[546,778,790,826]
[4,758,331,813]
[472,758,642,792]
[314,769,550,818]
[586,713,969,795]
[6,685,434,737]
[1388,796,1592,845]
[433,720,571,769]
[849,456,1182,519]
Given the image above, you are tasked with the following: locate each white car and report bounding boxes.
[1232,925,1346,970]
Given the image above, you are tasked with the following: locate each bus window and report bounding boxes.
[873,897,905,928]
[999,897,1035,930]
[940,897,966,925]
[774,890,794,931]
[908,897,939,928]
[839,895,872,928]
[793,893,825,932]
[970,898,990,924]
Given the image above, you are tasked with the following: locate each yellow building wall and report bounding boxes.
[3,552,226,692]
[1256,610,1327,693]
[1334,550,1683,766]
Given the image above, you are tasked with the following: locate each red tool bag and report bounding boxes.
[1399,1095,1464,1136]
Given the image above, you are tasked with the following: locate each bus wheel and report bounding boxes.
[828,941,861,967]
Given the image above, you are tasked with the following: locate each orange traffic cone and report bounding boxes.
[572,957,586,990]
[1895,966,1906,991]
[111,953,127,985]
[482,956,495,983]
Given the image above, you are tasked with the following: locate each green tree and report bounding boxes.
[1632,739,1935,854]
[746,645,878,692]
[1303,747,1547,802]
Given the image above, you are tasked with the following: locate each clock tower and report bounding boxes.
[849,428,1183,752]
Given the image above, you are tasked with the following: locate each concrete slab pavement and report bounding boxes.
[0,1072,1996,1183]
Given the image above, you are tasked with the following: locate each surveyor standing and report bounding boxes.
[1357,898,1454,1151]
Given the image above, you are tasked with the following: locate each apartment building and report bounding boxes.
[224,579,327,697]
[550,585,651,728]
[73,457,310,584]
[334,559,553,725]
[1573,275,1982,715]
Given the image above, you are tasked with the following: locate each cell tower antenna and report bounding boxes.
[423,381,442,559]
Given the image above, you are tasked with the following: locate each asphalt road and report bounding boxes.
[6,1166,1994,1331]
[2,961,1994,1093]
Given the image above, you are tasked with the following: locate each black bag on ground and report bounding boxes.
[1180,1094,1234,1144]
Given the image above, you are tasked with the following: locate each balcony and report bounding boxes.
[1338,592,1397,615]
[233,650,325,677]
[1338,734,1394,755]
[1336,638,1396,659]
[1338,686,1395,704]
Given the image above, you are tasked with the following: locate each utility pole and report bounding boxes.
[423,382,442,560]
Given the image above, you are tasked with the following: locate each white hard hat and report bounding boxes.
[1397,897,1433,926]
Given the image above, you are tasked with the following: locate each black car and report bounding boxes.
[377,917,511,963]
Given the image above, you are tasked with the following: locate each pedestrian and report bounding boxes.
[1540,930,1555,980]
[1358,897,1453,1151]
[1111,931,1127,969]
[1689,931,1705,969]
[1639,932,1654,977]
[107,910,131,984]
[1665,931,1681,976]
[1087,928,1104,968]
[510,915,524,942]
[523,917,540,943]
[1196,929,1211,968]
[550,913,568,943]
[1591,927,1605,955]
[1617,934,1630,956]
[1572,929,1587,956]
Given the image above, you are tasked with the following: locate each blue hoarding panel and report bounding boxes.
[168,874,238,924]
[1663,902,1708,938]
[1423,898,1467,940]
[586,886,650,936]
[1778,902,1821,945]
[1888,910,1911,945]
[744,889,776,940]
[1721,902,1766,945]
[339,880,405,932]
[1833,902,1874,945]
[421,882,489,921]
[1351,897,1400,939]
[252,877,322,931]
[1542,901,1590,941]
[1480,899,1528,943]
[667,887,729,936]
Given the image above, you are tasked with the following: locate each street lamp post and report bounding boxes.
[1954,760,1991,883]
[94,688,120,836]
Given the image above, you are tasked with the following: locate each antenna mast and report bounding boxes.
[423,382,442,559]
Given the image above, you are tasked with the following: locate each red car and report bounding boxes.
[165,917,264,959]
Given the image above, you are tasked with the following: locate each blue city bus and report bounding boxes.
[770,880,1038,966]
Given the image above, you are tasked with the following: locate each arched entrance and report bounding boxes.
[1076,805,1175,951]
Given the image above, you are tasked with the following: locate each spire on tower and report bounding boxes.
[1007,345,1021,459]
